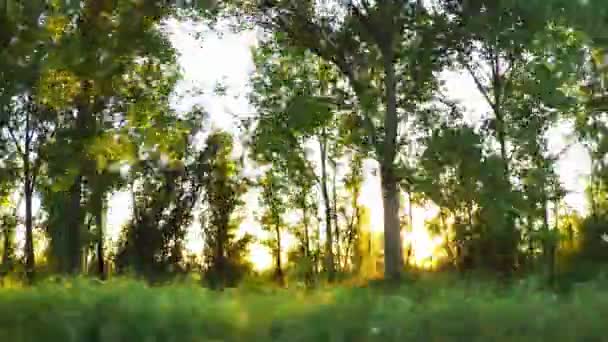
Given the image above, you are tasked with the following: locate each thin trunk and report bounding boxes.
[467,201,474,228]
[24,182,34,283]
[83,218,92,272]
[303,205,310,261]
[381,49,402,281]
[216,219,226,289]
[319,133,335,281]
[541,193,553,284]
[23,111,35,284]
[302,203,312,285]
[527,214,535,270]
[1,226,10,266]
[548,199,559,285]
[344,188,360,271]
[1,207,16,282]
[275,224,284,285]
[94,193,106,280]
[590,157,598,219]
[331,163,340,272]
[439,210,454,265]
[314,218,321,276]
[491,47,510,183]
[407,191,414,231]
[404,191,414,267]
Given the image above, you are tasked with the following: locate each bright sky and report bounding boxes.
[99,19,592,269]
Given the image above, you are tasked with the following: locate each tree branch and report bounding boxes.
[268,3,381,157]
[464,62,495,109]
[6,125,24,158]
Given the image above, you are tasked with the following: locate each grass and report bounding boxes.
[1,275,608,341]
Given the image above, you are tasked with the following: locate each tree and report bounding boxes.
[0,1,58,283]
[0,159,17,282]
[249,36,344,280]
[201,131,252,289]
[113,105,207,282]
[289,170,319,285]
[232,0,449,280]
[0,97,56,283]
[442,1,586,276]
[338,153,364,272]
[33,0,186,276]
[258,167,288,285]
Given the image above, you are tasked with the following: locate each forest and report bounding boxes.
[2,0,608,340]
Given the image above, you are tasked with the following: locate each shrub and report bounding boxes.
[1,278,608,341]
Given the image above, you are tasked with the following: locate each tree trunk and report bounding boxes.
[331,163,340,272]
[344,204,359,272]
[216,220,226,289]
[24,179,34,284]
[381,166,402,279]
[94,193,106,280]
[527,214,535,271]
[302,202,313,286]
[274,224,284,285]
[491,45,518,277]
[590,157,599,219]
[23,111,35,285]
[1,197,19,283]
[404,191,414,267]
[1,224,11,266]
[381,49,402,281]
[407,191,414,231]
[491,47,510,182]
[542,194,555,285]
[303,206,310,261]
[67,175,83,274]
[549,198,559,286]
[319,133,335,281]
[314,219,322,276]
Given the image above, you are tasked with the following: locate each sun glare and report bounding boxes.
[406,230,444,267]
[249,244,273,271]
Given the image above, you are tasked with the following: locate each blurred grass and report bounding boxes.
[2,275,608,341]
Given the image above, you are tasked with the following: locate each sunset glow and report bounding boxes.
[249,244,273,271]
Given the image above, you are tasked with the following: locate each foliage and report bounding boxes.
[3,0,608,297]
[200,131,253,289]
[4,277,608,341]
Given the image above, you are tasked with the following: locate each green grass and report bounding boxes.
[1,276,608,341]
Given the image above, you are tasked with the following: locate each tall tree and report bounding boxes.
[201,131,252,289]
[259,167,288,285]
[0,157,17,282]
[249,37,345,280]
[231,0,448,280]
[0,1,57,282]
[444,1,586,274]
[1,97,55,283]
[339,153,364,272]
[35,0,185,275]
[289,169,319,285]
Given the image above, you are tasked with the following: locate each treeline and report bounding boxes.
[2,1,608,289]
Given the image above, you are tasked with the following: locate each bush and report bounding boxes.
[1,278,608,341]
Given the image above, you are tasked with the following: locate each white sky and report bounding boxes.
[101,19,592,267]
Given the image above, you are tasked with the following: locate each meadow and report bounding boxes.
[2,274,608,342]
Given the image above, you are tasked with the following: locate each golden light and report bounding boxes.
[404,229,444,269]
[249,245,273,271]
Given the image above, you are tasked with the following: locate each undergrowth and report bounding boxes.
[1,276,608,341]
